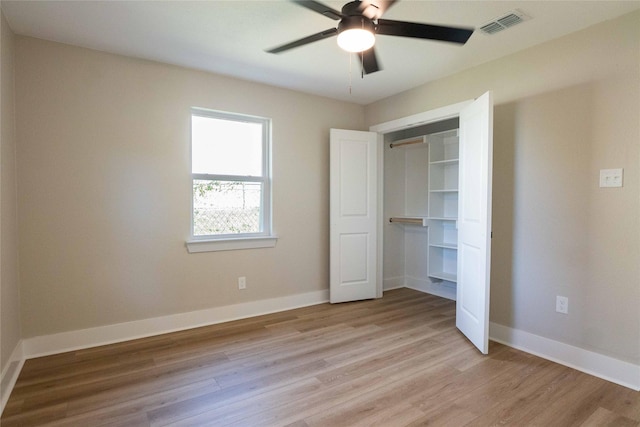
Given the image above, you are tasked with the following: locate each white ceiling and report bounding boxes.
[2,0,639,105]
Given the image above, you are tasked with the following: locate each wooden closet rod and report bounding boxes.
[389,137,425,149]
[389,217,426,225]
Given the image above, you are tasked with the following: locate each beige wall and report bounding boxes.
[8,7,640,369]
[366,11,640,364]
[1,10,21,377]
[15,37,365,338]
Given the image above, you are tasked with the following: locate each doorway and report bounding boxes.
[330,92,493,353]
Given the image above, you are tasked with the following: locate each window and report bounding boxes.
[187,108,275,252]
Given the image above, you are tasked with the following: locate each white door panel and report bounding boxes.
[456,91,493,354]
[339,142,369,216]
[339,233,369,283]
[330,129,378,303]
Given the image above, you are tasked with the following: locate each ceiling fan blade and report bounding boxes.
[292,0,344,20]
[358,47,381,74]
[377,19,474,44]
[359,0,398,20]
[266,28,338,54]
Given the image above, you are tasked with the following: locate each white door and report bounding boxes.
[456,91,494,354]
[330,129,379,303]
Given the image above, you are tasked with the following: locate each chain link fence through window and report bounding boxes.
[193,180,261,236]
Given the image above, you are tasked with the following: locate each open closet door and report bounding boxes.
[456,91,494,354]
[329,129,379,303]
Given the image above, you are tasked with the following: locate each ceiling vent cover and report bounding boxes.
[480,9,530,35]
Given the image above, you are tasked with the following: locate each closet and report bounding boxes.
[330,91,493,353]
[384,120,459,301]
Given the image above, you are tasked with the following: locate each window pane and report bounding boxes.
[193,180,262,236]
[192,115,263,176]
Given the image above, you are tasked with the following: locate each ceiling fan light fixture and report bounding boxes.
[337,16,376,52]
[337,28,375,52]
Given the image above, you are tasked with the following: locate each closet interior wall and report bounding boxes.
[382,118,459,300]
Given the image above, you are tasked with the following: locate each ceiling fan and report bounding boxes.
[266,0,474,75]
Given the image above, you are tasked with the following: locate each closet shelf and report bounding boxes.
[429,271,457,282]
[429,242,458,250]
[389,217,428,226]
[430,158,459,165]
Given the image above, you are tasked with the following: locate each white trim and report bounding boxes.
[22,289,328,359]
[376,132,385,299]
[186,236,277,253]
[190,108,273,241]
[370,99,471,303]
[1,340,24,416]
[490,322,640,391]
[369,100,471,134]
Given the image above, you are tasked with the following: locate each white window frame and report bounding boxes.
[186,108,277,253]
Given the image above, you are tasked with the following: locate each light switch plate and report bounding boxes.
[599,168,623,188]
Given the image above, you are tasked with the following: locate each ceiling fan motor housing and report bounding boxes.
[338,15,376,34]
[341,1,368,15]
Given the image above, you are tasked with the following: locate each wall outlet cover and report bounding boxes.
[599,168,623,188]
[556,296,568,314]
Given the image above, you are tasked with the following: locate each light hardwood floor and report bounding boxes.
[2,288,639,426]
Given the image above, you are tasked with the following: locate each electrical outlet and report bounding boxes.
[599,168,623,188]
[556,296,568,314]
[238,276,247,290]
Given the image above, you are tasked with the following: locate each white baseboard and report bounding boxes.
[383,276,404,291]
[22,289,329,359]
[1,340,25,415]
[490,322,640,391]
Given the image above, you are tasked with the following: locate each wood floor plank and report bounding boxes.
[16,359,158,411]
[213,326,384,389]
[595,381,640,422]
[212,371,392,426]
[47,379,221,426]
[64,370,221,417]
[526,376,627,426]
[443,358,569,425]
[2,288,636,427]
[212,339,462,425]
[408,402,479,427]
[407,348,543,413]
[581,407,639,427]
[147,359,330,426]
[347,402,425,427]
[303,366,460,426]
[0,402,68,427]
[162,377,325,426]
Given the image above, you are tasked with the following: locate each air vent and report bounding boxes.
[480,9,530,35]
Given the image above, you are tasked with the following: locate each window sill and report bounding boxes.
[186,236,278,253]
